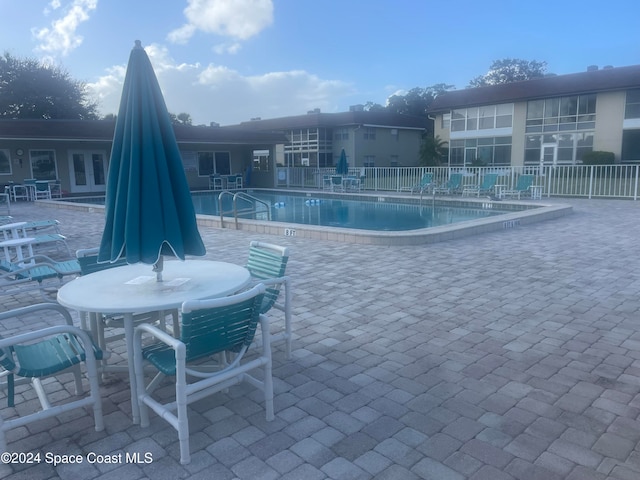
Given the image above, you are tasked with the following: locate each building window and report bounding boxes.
[334,128,349,140]
[363,155,375,167]
[363,127,376,140]
[625,89,640,119]
[390,155,399,167]
[441,113,451,129]
[448,137,512,166]
[526,94,596,133]
[198,151,231,176]
[198,152,214,175]
[30,150,57,180]
[622,130,640,161]
[447,104,513,132]
[0,149,11,175]
[524,132,594,165]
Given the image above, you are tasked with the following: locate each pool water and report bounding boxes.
[190,191,511,232]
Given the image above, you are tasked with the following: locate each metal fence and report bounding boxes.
[276,165,640,200]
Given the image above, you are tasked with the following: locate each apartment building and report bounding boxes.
[428,64,640,167]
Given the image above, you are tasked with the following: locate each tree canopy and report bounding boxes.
[169,112,193,125]
[468,58,548,88]
[365,84,455,117]
[0,52,98,120]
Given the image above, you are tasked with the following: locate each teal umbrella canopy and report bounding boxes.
[336,149,348,175]
[98,41,206,274]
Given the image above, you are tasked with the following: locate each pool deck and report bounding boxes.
[1,197,640,479]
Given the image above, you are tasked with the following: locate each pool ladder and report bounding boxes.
[218,191,271,229]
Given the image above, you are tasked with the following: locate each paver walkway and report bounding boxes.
[1,198,640,479]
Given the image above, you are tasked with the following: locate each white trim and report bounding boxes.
[450,127,513,139]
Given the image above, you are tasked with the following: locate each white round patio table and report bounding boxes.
[57,259,251,423]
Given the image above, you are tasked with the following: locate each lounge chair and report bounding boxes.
[401,172,434,194]
[209,174,223,190]
[462,173,499,197]
[246,240,292,358]
[0,254,80,300]
[23,220,70,256]
[433,173,463,195]
[0,303,104,452]
[501,174,535,199]
[133,284,273,465]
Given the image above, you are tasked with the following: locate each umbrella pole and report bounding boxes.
[153,255,164,282]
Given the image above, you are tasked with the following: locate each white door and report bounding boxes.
[540,144,557,168]
[69,151,107,193]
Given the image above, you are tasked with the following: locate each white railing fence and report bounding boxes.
[276,165,640,200]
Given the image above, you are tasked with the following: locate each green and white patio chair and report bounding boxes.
[0,254,80,301]
[0,303,104,452]
[462,173,499,197]
[401,172,434,194]
[502,174,535,199]
[133,284,273,465]
[246,240,292,358]
[433,172,463,195]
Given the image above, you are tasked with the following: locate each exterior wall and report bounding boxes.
[510,102,528,167]
[1,140,112,196]
[352,126,423,167]
[433,93,628,167]
[180,144,266,190]
[594,91,625,161]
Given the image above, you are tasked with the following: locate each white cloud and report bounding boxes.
[33,0,98,57]
[168,0,273,49]
[89,43,353,126]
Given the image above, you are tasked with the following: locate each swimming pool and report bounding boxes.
[49,190,572,245]
[192,190,513,231]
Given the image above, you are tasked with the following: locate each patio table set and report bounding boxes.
[0,41,294,466]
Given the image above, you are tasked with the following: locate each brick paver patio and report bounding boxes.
[1,198,640,479]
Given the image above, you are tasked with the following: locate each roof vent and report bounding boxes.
[349,104,364,112]
[587,65,598,72]
[209,122,220,127]
[250,117,261,121]
[307,108,321,114]
[603,65,614,69]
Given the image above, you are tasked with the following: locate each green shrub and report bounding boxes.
[581,151,615,165]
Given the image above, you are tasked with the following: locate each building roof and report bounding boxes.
[428,64,640,113]
[0,119,287,144]
[230,110,429,131]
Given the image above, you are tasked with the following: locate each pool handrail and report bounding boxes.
[217,191,271,229]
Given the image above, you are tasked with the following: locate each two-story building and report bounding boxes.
[428,64,640,168]
[230,108,429,169]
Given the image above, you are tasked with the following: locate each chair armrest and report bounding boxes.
[134,323,182,350]
[0,303,74,325]
[0,325,94,350]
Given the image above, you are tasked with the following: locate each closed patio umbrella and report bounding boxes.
[98,41,206,280]
[336,148,348,175]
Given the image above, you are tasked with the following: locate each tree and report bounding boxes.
[385,84,455,117]
[0,52,98,119]
[468,58,548,88]
[420,135,448,166]
[169,112,192,125]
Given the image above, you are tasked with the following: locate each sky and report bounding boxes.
[1,0,639,126]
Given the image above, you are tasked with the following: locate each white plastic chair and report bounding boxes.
[133,284,273,464]
[0,304,104,452]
